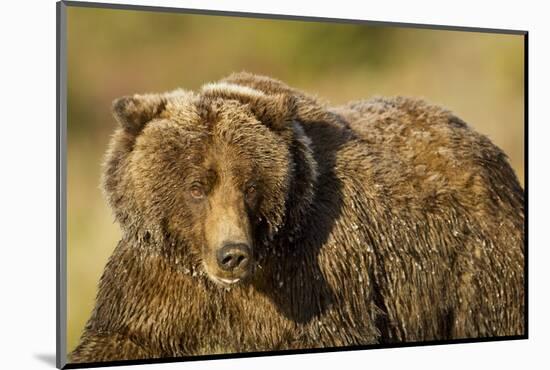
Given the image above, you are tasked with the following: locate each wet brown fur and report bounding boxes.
[70,73,524,363]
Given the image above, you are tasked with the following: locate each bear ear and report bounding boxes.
[247,93,297,131]
[112,93,167,134]
[201,82,297,131]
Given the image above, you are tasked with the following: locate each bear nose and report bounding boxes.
[216,243,251,271]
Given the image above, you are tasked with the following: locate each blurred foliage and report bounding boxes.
[66,5,525,356]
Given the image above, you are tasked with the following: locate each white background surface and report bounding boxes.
[0,0,546,369]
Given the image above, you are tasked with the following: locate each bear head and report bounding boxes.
[102,80,318,287]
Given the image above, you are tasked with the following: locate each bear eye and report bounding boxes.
[190,184,205,199]
[245,183,257,198]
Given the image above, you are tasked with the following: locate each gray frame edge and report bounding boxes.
[56,1,68,369]
[62,0,527,35]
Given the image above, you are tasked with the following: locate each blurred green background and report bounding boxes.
[66,6,525,355]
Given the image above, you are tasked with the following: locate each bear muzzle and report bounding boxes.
[204,241,254,286]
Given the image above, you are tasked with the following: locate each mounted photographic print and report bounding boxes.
[56,1,527,368]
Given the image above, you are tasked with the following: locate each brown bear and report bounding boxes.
[69,73,524,363]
